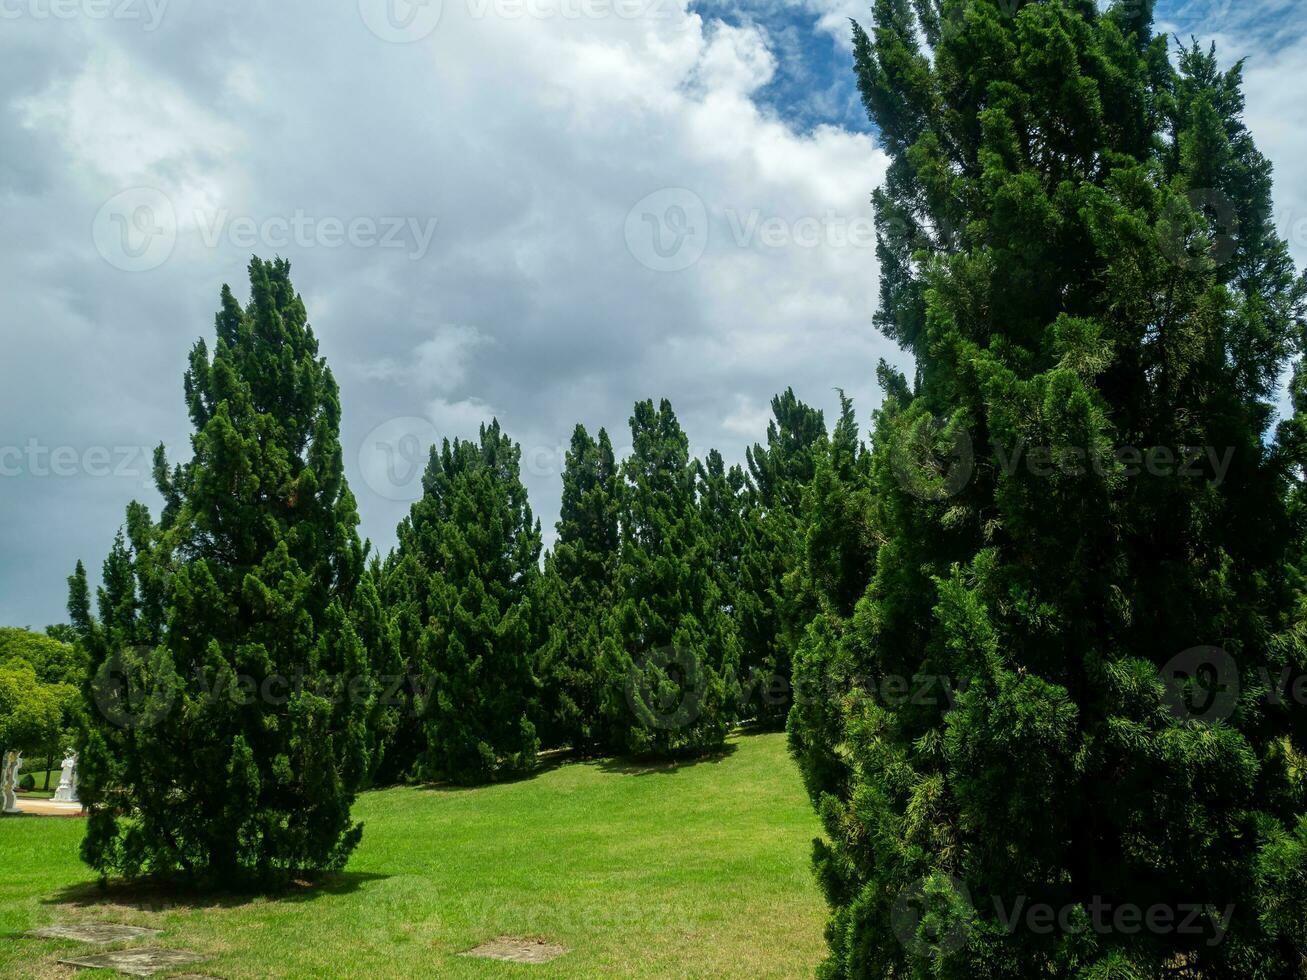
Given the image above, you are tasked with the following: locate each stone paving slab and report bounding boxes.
[14,797,85,817]
[460,936,568,964]
[57,948,206,977]
[27,922,162,944]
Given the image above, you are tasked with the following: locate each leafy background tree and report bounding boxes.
[0,629,81,789]
[0,628,82,787]
[76,257,379,886]
[790,1,1307,976]
[391,420,543,785]
[600,399,741,756]
[0,663,64,768]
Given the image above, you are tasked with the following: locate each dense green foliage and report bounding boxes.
[598,399,742,756]
[0,627,82,762]
[536,425,621,754]
[376,399,825,774]
[737,389,827,727]
[696,447,748,631]
[788,1,1307,976]
[35,10,1304,956]
[389,421,543,785]
[0,661,70,760]
[74,258,380,886]
[0,627,85,688]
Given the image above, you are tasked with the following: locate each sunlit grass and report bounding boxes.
[0,731,825,978]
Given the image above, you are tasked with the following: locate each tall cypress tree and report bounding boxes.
[372,549,427,784]
[395,420,543,784]
[737,389,826,727]
[600,399,741,756]
[353,559,404,787]
[66,561,93,639]
[788,390,876,803]
[792,3,1307,976]
[537,424,620,753]
[696,448,748,620]
[77,257,377,886]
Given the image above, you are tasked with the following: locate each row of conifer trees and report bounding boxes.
[58,0,1307,972]
[64,257,840,883]
[373,389,853,785]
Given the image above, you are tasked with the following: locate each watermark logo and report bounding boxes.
[625,645,705,730]
[1159,645,1239,724]
[891,873,974,960]
[91,646,179,730]
[92,186,176,272]
[0,0,169,29]
[196,209,438,260]
[358,416,438,501]
[889,415,974,502]
[358,0,443,42]
[624,187,708,272]
[0,441,153,484]
[887,427,1237,502]
[993,895,1234,947]
[1158,187,1239,270]
[723,209,875,250]
[890,874,1234,956]
[93,192,440,271]
[94,662,435,726]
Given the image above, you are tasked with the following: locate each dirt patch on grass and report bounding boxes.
[57,947,206,977]
[461,936,568,964]
[26,922,162,944]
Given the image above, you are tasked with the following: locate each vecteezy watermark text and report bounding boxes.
[195,210,438,260]
[93,658,441,729]
[892,873,1235,960]
[889,418,1238,502]
[0,0,168,29]
[93,187,440,272]
[0,441,153,480]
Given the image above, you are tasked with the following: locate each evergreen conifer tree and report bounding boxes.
[537,425,620,753]
[66,561,93,639]
[600,399,741,756]
[371,550,427,784]
[77,257,378,886]
[395,420,543,784]
[696,448,747,620]
[737,389,826,726]
[791,3,1307,975]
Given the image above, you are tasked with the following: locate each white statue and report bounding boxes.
[53,750,79,803]
[2,750,22,813]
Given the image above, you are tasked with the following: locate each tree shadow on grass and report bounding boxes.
[40,870,390,913]
[407,740,741,789]
[594,741,739,776]
[411,746,577,794]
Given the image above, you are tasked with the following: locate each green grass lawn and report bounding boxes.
[15,770,60,799]
[0,731,826,978]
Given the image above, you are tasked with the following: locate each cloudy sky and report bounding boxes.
[1,0,1304,628]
